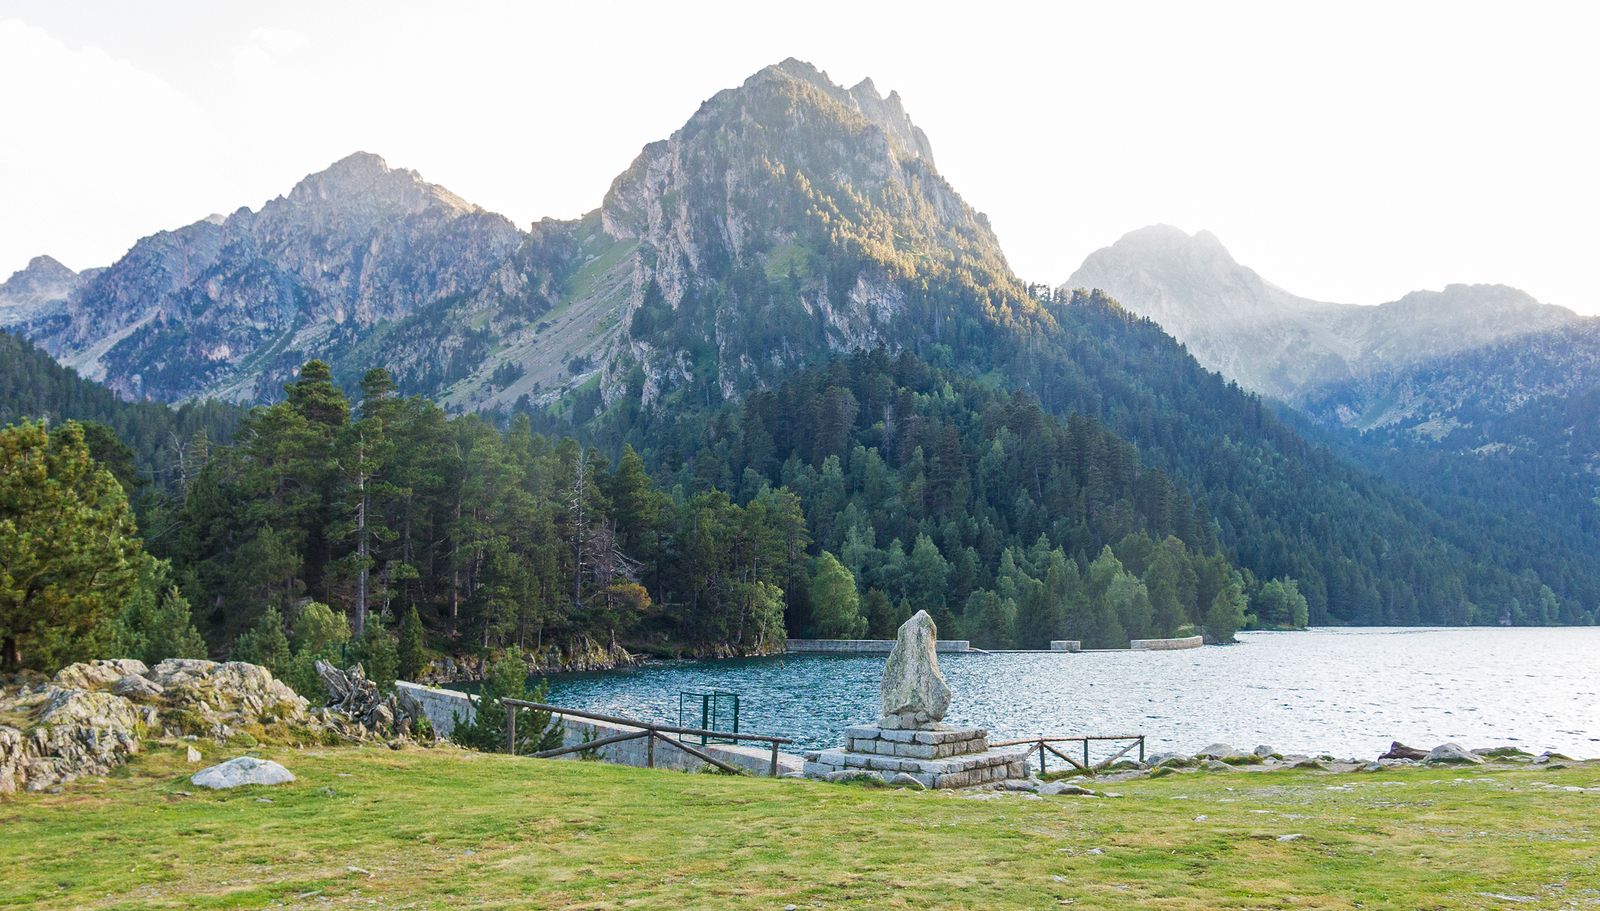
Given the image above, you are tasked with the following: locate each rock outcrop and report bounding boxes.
[0,657,326,794]
[879,610,951,727]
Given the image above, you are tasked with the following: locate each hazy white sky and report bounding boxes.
[2,1,1596,313]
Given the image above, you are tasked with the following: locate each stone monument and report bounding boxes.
[802,610,1030,788]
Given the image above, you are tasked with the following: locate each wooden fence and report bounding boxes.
[500,699,794,776]
[988,733,1146,776]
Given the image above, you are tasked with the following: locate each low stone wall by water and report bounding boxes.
[1049,640,1082,652]
[786,638,971,654]
[395,681,801,776]
[1128,635,1205,651]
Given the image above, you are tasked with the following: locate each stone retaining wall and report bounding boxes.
[395,681,801,776]
[1128,635,1205,651]
[786,639,971,654]
[1049,640,1082,652]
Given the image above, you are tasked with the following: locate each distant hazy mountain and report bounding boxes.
[1064,224,1578,401]
[0,255,88,329]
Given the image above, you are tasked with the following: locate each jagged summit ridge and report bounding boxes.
[19,58,1012,409]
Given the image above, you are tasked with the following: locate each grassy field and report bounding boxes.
[4,744,1597,910]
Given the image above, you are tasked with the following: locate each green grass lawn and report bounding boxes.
[4,744,1597,910]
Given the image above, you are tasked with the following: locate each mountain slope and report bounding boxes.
[1064,225,1578,401]
[8,60,1597,628]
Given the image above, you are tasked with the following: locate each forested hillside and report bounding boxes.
[0,331,242,503]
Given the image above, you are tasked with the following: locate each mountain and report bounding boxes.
[30,152,529,402]
[7,60,1597,628]
[0,254,88,329]
[1064,225,1579,401]
[23,59,1002,414]
[1298,319,1600,520]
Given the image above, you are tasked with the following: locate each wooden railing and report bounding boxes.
[989,733,1146,776]
[499,699,794,776]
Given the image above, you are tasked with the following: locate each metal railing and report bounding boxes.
[989,733,1146,776]
[499,699,794,776]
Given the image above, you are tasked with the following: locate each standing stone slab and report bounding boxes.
[880,610,951,726]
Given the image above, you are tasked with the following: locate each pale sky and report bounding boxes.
[2,1,1596,313]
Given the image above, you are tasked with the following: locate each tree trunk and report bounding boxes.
[2,634,20,672]
[355,453,369,635]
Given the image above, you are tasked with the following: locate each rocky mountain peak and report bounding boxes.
[1067,225,1321,338]
[283,151,476,220]
[0,254,83,328]
[6,254,77,289]
[744,58,936,166]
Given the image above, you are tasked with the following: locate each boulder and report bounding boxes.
[879,610,951,726]
[191,756,296,789]
[52,659,148,692]
[1200,759,1235,772]
[1196,743,1247,762]
[888,771,928,790]
[17,687,146,791]
[1472,746,1533,760]
[1252,744,1276,758]
[1379,741,1429,761]
[1040,781,1100,797]
[1424,743,1483,765]
[111,674,164,700]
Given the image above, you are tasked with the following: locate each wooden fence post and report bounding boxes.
[506,705,517,754]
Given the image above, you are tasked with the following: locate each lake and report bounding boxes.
[543,627,1600,758]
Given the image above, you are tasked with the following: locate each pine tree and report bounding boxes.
[232,604,291,674]
[0,421,143,671]
[351,612,399,691]
[397,603,427,681]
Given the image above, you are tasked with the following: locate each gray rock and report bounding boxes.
[824,769,885,784]
[1200,759,1235,772]
[888,772,927,790]
[1196,743,1239,760]
[1001,778,1040,792]
[111,674,164,700]
[1424,743,1484,765]
[1379,741,1429,761]
[1040,782,1100,797]
[186,745,202,764]
[190,756,296,789]
[879,610,951,725]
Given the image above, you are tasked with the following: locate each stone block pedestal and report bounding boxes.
[803,721,1030,789]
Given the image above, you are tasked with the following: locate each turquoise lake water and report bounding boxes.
[541,627,1600,757]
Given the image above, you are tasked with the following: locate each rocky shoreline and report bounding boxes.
[940,739,1583,798]
[412,638,785,686]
